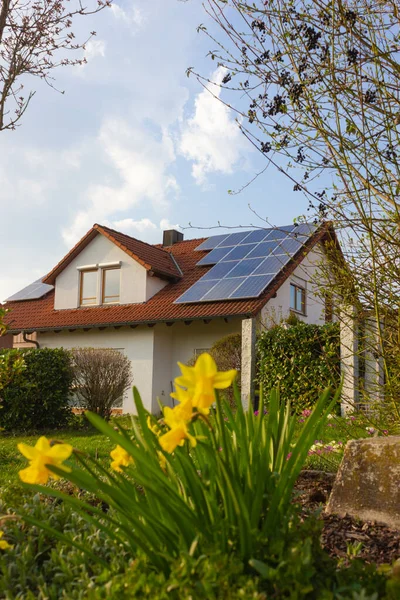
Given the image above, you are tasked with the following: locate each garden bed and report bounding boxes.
[296,471,400,565]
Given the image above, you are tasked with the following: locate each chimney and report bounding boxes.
[163,229,183,247]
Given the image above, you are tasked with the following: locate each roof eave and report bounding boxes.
[7,312,255,335]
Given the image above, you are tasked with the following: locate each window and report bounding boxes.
[102,268,120,304]
[80,270,97,306]
[290,283,306,314]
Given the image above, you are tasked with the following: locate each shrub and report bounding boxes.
[257,321,340,413]
[0,348,73,432]
[71,348,133,420]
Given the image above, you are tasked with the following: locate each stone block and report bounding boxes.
[326,436,400,529]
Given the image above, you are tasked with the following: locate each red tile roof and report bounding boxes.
[43,224,181,284]
[5,224,332,333]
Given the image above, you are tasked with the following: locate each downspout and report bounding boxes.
[22,331,40,348]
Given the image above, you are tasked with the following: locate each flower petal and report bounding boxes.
[17,443,39,461]
[177,362,196,383]
[48,443,73,461]
[194,353,217,377]
[174,374,193,389]
[213,370,237,389]
[159,426,187,453]
[35,437,52,453]
[19,465,49,485]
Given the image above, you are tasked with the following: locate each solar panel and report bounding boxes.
[241,229,269,244]
[218,231,253,247]
[279,237,303,254]
[230,275,275,299]
[265,228,288,241]
[202,277,246,301]
[196,246,235,266]
[253,255,288,275]
[6,278,54,302]
[195,234,230,251]
[225,257,265,278]
[201,262,237,280]
[292,222,317,237]
[222,243,258,261]
[273,224,297,234]
[176,223,317,304]
[173,279,218,303]
[244,240,277,259]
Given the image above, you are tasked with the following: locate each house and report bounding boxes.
[4,221,336,413]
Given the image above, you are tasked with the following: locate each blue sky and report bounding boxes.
[0,0,308,302]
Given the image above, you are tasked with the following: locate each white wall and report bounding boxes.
[261,245,326,328]
[38,327,155,413]
[169,319,242,381]
[54,233,167,309]
[38,318,242,415]
[146,275,168,300]
[152,325,174,413]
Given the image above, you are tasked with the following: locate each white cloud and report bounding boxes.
[179,67,249,185]
[62,118,180,246]
[104,218,182,242]
[85,39,106,60]
[160,218,181,231]
[110,3,145,30]
[110,217,157,233]
[76,39,106,73]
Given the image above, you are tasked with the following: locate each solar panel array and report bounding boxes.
[175,223,317,304]
[6,278,54,302]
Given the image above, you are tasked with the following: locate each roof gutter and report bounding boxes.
[7,312,254,335]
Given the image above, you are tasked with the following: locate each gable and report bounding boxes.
[54,233,168,310]
[43,224,181,285]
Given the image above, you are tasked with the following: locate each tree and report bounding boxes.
[191,0,400,411]
[72,348,132,420]
[0,0,110,131]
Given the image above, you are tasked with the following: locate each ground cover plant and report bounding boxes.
[1,354,399,598]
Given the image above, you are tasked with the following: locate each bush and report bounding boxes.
[71,348,133,420]
[257,321,340,413]
[0,348,73,432]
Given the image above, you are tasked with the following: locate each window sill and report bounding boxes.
[290,309,307,317]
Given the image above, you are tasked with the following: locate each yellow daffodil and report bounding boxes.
[170,385,192,405]
[110,445,134,472]
[175,353,237,413]
[159,399,197,453]
[164,399,194,428]
[18,437,73,485]
[0,531,12,550]
[147,415,161,436]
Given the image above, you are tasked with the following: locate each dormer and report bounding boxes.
[42,224,182,310]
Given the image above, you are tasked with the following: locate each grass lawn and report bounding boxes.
[0,429,116,488]
[0,411,384,489]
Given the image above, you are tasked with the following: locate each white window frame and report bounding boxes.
[290,282,306,315]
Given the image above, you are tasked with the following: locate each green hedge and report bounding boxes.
[257,322,340,412]
[0,348,73,431]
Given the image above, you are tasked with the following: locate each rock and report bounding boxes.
[326,436,400,529]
